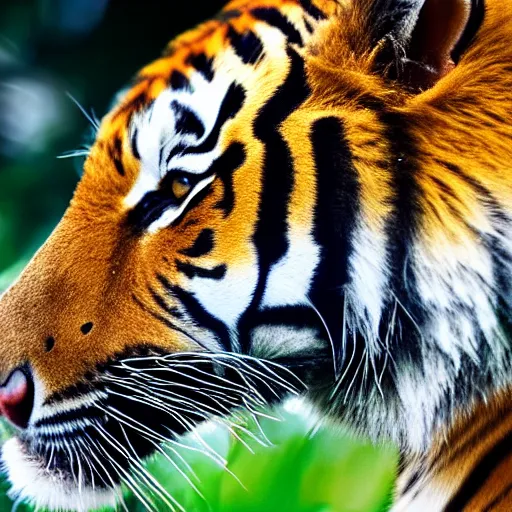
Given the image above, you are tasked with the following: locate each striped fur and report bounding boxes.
[0,0,511,510]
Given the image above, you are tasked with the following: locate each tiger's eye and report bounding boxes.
[172,176,192,200]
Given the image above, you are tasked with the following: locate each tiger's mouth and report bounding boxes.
[1,348,304,511]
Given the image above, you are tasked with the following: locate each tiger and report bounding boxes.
[0,0,510,510]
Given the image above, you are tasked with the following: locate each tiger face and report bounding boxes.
[1,0,511,510]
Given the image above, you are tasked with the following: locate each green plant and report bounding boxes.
[0,403,397,512]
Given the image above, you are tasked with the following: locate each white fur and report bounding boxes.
[2,437,118,512]
[415,235,499,365]
[30,390,107,424]
[345,222,388,356]
[251,324,327,359]
[392,479,453,512]
[262,229,321,308]
[32,418,99,437]
[190,263,258,336]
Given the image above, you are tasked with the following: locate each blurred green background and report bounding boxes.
[0,1,398,511]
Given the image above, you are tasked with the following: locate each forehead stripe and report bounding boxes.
[187,53,215,81]
[298,0,327,20]
[167,82,246,163]
[251,8,304,46]
[169,70,190,91]
[171,100,205,138]
[227,26,264,65]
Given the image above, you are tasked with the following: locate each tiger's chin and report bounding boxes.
[1,437,119,512]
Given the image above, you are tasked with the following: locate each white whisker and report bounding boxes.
[94,425,184,512]
[306,295,338,377]
[66,92,100,131]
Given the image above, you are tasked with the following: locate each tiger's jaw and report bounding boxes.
[0,349,305,511]
[2,437,118,512]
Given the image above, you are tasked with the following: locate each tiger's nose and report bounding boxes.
[0,369,34,429]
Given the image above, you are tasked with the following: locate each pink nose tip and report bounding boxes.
[0,369,34,429]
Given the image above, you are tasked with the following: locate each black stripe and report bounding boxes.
[111,90,149,121]
[131,292,204,347]
[227,27,264,65]
[215,165,235,215]
[167,83,246,162]
[430,175,464,203]
[158,275,232,351]
[304,18,314,33]
[445,431,512,511]
[126,190,180,234]
[169,70,190,91]
[311,117,360,290]
[308,116,361,371]
[149,286,183,319]
[378,109,425,368]
[171,101,205,138]
[298,0,326,20]
[427,177,482,236]
[400,468,424,496]
[130,128,140,160]
[442,409,512,470]
[34,407,100,430]
[436,159,491,199]
[187,53,214,81]
[483,483,512,512]
[383,112,421,309]
[437,159,512,318]
[237,47,309,352]
[211,142,245,216]
[175,260,227,280]
[180,229,215,258]
[111,137,125,176]
[251,8,303,46]
[251,305,324,330]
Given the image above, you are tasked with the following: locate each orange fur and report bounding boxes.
[0,0,511,509]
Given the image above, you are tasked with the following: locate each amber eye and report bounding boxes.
[171,175,192,200]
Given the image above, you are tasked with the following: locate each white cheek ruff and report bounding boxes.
[190,263,259,331]
[1,437,118,512]
[261,231,321,308]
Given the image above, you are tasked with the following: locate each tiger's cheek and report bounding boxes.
[157,153,262,334]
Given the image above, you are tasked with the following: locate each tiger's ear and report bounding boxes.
[369,0,484,90]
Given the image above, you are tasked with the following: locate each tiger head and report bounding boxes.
[1,0,511,509]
